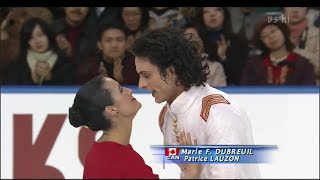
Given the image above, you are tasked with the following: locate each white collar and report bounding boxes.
[166,83,207,116]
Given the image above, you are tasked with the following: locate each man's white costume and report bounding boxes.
[159,83,261,179]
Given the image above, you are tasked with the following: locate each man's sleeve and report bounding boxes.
[201,104,251,179]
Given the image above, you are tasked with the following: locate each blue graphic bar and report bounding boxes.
[1,86,319,94]
[150,145,277,165]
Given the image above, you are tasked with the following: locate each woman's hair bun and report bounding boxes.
[68,106,86,128]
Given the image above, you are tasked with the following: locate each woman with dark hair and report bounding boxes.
[0,7,54,83]
[194,7,249,85]
[241,16,316,85]
[117,7,149,52]
[5,17,72,85]
[69,75,195,179]
[69,75,157,179]
[133,27,260,178]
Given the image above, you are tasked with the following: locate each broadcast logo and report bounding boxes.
[165,148,180,160]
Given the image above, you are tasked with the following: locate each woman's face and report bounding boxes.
[104,77,141,117]
[28,24,49,53]
[122,7,142,31]
[98,28,126,59]
[184,27,204,53]
[283,7,308,24]
[260,25,286,51]
[203,7,224,30]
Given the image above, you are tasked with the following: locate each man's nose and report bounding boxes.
[138,78,147,89]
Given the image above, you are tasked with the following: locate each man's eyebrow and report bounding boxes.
[138,71,150,75]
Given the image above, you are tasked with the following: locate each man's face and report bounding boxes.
[64,7,89,26]
[135,57,178,104]
[97,28,126,59]
[283,7,308,24]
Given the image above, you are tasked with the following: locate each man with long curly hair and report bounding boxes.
[132,27,261,179]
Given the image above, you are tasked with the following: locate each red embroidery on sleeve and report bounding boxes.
[200,94,230,122]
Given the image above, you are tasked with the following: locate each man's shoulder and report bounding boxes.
[194,84,238,122]
[196,84,232,101]
[308,26,320,36]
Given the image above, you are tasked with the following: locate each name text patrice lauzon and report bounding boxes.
[181,148,254,162]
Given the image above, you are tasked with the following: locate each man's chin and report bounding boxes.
[154,98,164,104]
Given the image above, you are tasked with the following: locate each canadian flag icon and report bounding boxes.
[165,148,180,156]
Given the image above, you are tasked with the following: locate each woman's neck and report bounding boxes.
[270,46,289,60]
[207,27,223,32]
[98,120,132,146]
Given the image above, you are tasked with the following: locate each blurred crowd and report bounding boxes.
[0,7,319,86]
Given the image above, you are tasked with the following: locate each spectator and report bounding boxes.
[148,7,186,30]
[194,7,249,85]
[229,7,264,41]
[53,7,99,85]
[117,7,149,53]
[241,17,316,85]
[5,18,72,85]
[282,7,320,85]
[96,23,139,85]
[0,7,53,83]
[183,23,227,87]
[229,7,265,56]
[179,7,197,23]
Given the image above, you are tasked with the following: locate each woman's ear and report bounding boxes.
[105,106,118,117]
